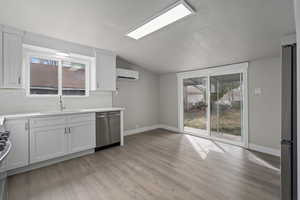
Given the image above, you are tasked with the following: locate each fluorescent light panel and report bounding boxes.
[56,52,70,57]
[127,1,194,40]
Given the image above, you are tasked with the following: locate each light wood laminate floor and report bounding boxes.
[8,129,280,200]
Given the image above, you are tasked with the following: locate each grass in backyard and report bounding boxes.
[184,109,241,136]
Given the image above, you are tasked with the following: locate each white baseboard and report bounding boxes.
[158,124,180,133]
[248,144,280,157]
[124,125,161,136]
[124,124,180,136]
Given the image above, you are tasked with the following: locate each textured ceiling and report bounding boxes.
[0,0,295,73]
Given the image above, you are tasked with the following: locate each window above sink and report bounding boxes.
[23,44,95,97]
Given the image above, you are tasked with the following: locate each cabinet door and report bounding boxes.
[68,122,95,154]
[3,32,22,88]
[95,50,116,91]
[5,119,29,170]
[30,126,67,164]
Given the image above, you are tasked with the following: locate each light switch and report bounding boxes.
[254,88,262,96]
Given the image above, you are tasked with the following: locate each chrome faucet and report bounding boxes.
[59,95,66,111]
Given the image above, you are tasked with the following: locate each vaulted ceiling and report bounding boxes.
[0,0,295,73]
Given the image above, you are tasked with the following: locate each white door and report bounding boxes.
[5,119,29,170]
[30,126,67,164]
[68,122,95,154]
[3,32,22,88]
[95,50,116,91]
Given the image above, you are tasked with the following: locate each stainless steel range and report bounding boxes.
[0,131,11,200]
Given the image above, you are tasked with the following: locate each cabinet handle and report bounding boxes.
[97,82,100,88]
[68,127,71,133]
[18,76,21,85]
[64,128,67,134]
[25,122,29,131]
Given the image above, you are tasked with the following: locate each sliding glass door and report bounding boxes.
[179,63,248,146]
[183,77,209,136]
[210,73,243,142]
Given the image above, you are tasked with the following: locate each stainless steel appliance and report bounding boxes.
[281,43,297,200]
[0,131,11,200]
[96,112,120,150]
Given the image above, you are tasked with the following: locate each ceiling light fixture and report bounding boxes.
[126,0,195,40]
[56,52,70,57]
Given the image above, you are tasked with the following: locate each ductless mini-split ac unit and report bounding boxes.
[117,68,139,80]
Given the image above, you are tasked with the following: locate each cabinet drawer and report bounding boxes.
[30,116,66,128]
[67,113,93,124]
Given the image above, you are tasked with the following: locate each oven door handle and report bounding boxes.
[0,141,11,163]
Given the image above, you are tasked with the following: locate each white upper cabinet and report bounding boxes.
[1,27,23,88]
[95,50,116,91]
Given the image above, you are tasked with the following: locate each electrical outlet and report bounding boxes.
[254,88,262,96]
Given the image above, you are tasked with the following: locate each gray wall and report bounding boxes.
[248,57,281,149]
[113,58,160,131]
[158,56,281,150]
[0,90,112,115]
[159,73,178,128]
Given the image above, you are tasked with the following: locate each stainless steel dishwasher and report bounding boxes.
[96,111,120,150]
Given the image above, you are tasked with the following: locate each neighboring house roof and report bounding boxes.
[30,64,85,89]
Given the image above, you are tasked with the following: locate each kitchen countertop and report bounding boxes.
[1,107,125,120]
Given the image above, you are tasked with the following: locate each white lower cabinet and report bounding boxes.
[68,122,95,154]
[30,126,67,164]
[29,114,95,164]
[5,119,29,170]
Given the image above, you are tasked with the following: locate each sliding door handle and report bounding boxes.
[281,139,293,145]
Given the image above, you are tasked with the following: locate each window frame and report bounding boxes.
[23,45,91,98]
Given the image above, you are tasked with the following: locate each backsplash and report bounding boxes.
[0,89,112,115]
